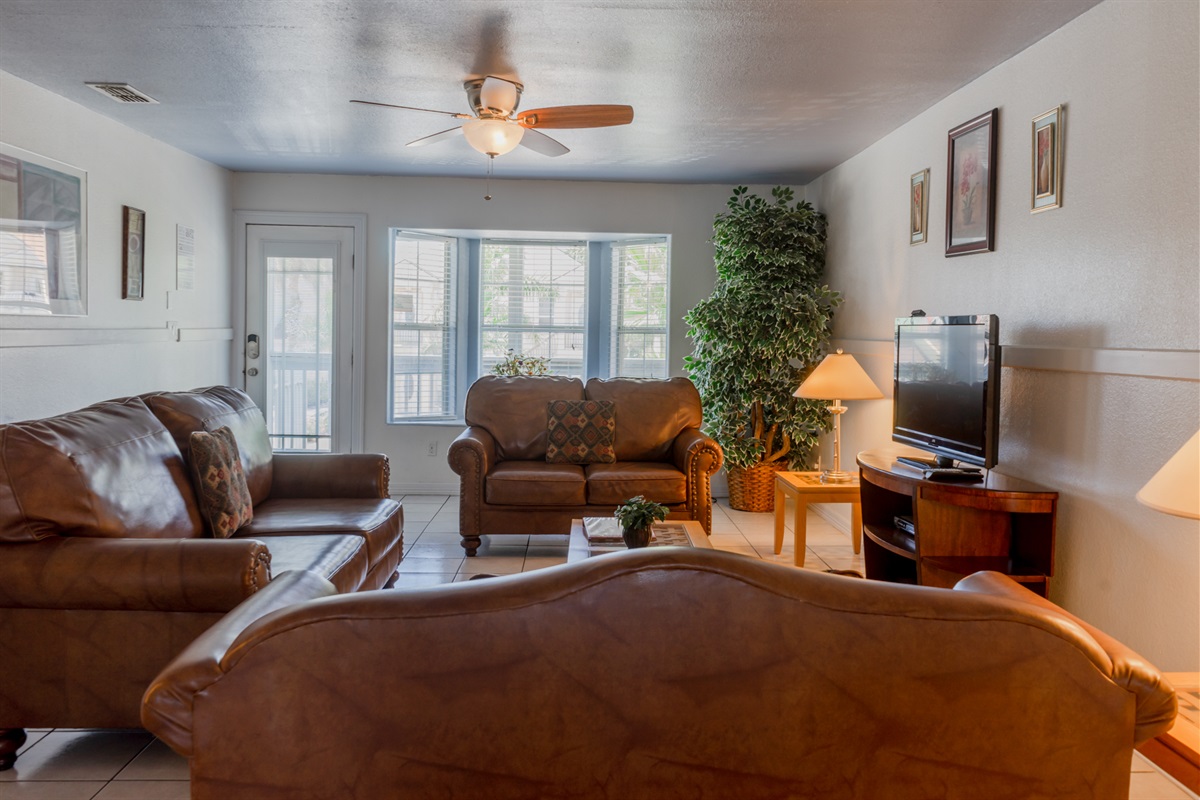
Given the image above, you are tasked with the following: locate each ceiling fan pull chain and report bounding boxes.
[484,155,494,201]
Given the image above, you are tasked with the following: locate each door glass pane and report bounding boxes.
[266,253,334,451]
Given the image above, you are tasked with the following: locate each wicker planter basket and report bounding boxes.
[727,461,789,512]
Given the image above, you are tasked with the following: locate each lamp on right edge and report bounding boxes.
[795,348,883,483]
[1136,430,1200,519]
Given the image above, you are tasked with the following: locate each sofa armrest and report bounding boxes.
[447,427,497,538]
[954,571,1178,745]
[142,569,337,756]
[269,452,391,499]
[0,538,272,613]
[671,429,724,534]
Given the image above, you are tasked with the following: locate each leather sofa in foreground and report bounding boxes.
[143,548,1175,800]
[448,376,723,556]
[0,386,402,768]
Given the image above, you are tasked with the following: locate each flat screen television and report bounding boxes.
[892,314,1001,469]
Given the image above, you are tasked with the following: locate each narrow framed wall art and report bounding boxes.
[1031,105,1064,213]
[122,205,145,300]
[910,168,929,245]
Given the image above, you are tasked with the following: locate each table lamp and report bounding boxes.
[795,348,883,483]
[1136,430,1200,519]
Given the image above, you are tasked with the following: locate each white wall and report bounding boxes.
[231,174,790,493]
[0,71,234,421]
[808,0,1199,669]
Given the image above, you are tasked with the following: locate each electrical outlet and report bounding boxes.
[426,440,438,457]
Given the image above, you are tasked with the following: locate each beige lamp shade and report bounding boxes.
[795,349,883,400]
[1136,430,1200,519]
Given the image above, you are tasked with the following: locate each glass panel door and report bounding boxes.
[245,225,354,452]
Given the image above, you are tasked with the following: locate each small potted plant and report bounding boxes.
[614,495,668,549]
[490,349,551,376]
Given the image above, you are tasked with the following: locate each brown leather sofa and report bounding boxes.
[143,548,1177,800]
[0,386,403,769]
[448,376,722,555]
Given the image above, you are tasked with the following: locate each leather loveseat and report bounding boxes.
[0,386,403,769]
[447,376,722,556]
[142,548,1177,800]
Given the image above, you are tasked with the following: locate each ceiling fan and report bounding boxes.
[351,75,634,160]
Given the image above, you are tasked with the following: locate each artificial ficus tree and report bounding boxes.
[684,185,842,470]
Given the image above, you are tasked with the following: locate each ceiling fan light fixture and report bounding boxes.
[462,118,524,157]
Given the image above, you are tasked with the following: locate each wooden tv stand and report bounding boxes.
[856,448,1058,596]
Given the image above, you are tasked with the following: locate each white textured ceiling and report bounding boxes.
[0,0,1102,183]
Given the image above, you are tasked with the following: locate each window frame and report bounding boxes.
[388,229,670,425]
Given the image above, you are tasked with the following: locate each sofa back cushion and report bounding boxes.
[464,376,584,461]
[145,386,274,505]
[584,378,703,462]
[0,397,205,542]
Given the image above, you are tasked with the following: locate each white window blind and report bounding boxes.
[480,240,588,377]
[610,238,669,378]
[389,232,456,420]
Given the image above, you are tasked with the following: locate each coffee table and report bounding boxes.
[774,471,862,567]
[567,518,712,562]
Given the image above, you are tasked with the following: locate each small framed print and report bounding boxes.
[122,205,145,300]
[1031,105,1064,213]
[946,108,998,257]
[910,169,930,245]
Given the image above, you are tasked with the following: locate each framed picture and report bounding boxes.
[945,108,998,257]
[1031,105,1064,213]
[910,169,930,245]
[122,205,145,300]
[0,142,88,316]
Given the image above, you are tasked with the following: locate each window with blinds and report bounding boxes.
[389,232,456,421]
[610,238,669,378]
[480,240,588,377]
[387,229,671,423]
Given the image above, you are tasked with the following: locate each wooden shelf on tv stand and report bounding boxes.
[856,447,1058,596]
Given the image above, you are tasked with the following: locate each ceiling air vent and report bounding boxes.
[85,82,158,104]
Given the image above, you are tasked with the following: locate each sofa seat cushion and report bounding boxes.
[254,534,369,594]
[585,462,688,505]
[485,462,586,506]
[239,498,402,567]
[0,397,204,543]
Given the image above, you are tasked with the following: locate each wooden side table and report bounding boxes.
[773,471,862,567]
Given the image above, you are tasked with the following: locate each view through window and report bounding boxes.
[389,231,669,422]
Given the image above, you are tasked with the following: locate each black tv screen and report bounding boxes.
[892,314,1000,468]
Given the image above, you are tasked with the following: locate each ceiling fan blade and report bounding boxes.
[405,126,464,148]
[517,105,634,129]
[518,128,570,157]
[478,76,520,115]
[350,99,470,119]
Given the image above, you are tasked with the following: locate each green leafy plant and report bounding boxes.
[684,185,842,470]
[490,349,551,376]
[614,495,668,532]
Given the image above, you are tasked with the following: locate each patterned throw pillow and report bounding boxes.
[546,400,617,464]
[188,426,253,538]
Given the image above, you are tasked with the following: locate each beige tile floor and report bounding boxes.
[2,497,1195,800]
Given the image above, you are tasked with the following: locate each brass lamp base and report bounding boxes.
[820,469,855,484]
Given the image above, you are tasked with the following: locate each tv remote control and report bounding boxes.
[922,468,983,482]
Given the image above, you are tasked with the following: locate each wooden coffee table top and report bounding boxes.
[567,518,711,563]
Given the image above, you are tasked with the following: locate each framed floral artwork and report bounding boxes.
[910,169,929,245]
[945,108,997,257]
[1031,105,1063,213]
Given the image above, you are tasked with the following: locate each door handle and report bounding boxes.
[246,334,260,360]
